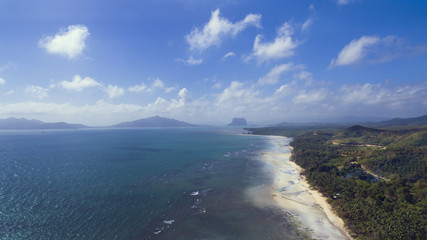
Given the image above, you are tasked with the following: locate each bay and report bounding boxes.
[0,128,307,240]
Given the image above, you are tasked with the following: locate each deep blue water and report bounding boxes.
[0,128,306,240]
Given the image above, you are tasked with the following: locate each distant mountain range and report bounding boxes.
[0,118,88,130]
[1,114,426,130]
[112,116,196,128]
[364,114,427,127]
[270,114,427,128]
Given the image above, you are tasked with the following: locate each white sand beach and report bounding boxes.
[247,136,353,240]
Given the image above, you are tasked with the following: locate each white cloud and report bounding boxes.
[258,63,311,86]
[292,89,327,104]
[176,56,203,65]
[221,52,236,61]
[178,88,189,101]
[60,75,100,91]
[273,84,292,98]
[5,90,14,96]
[333,82,427,117]
[1,80,426,126]
[143,88,204,120]
[330,35,416,68]
[0,77,5,85]
[213,82,222,89]
[105,84,125,99]
[25,85,49,99]
[128,83,147,93]
[329,36,380,68]
[339,83,424,106]
[340,83,384,105]
[0,62,14,73]
[248,22,298,63]
[0,101,144,126]
[151,78,164,89]
[216,81,259,105]
[258,63,297,85]
[186,56,203,65]
[301,18,313,32]
[294,70,313,85]
[130,78,174,94]
[212,81,295,123]
[336,0,354,5]
[186,8,261,51]
[39,25,89,59]
[165,87,176,93]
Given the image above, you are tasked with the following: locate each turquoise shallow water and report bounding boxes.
[0,128,306,240]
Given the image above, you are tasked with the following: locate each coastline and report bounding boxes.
[247,135,353,240]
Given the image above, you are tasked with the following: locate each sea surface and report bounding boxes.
[0,128,307,240]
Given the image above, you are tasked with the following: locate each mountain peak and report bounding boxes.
[228,118,247,126]
[0,118,88,130]
[113,116,196,128]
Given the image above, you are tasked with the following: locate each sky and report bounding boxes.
[0,0,426,126]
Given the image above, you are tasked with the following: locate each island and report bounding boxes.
[0,117,88,130]
[227,118,247,126]
[112,116,196,128]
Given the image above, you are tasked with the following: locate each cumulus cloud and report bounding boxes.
[216,81,259,106]
[258,63,312,86]
[143,88,203,120]
[0,100,144,126]
[151,78,164,90]
[248,22,298,63]
[2,80,426,126]
[128,83,147,93]
[39,25,89,59]
[212,81,297,122]
[339,83,427,106]
[292,89,327,104]
[165,87,176,93]
[25,85,49,99]
[0,77,5,85]
[329,36,380,68]
[258,63,298,85]
[105,84,125,99]
[60,75,100,91]
[129,78,174,94]
[186,9,261,51]
[294,70,313,85]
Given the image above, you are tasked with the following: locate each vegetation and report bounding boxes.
[245,125,344,138]
[250,125,427,240]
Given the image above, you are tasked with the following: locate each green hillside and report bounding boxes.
[250,124,427,239]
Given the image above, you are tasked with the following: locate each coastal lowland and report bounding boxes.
[247,122,427,239]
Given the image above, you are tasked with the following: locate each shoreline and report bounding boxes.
[247,135,353,240]
[286,160,353,240]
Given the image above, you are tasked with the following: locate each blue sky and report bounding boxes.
[0,0,426,126]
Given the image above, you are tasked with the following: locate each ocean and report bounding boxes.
[0,128,308,240]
